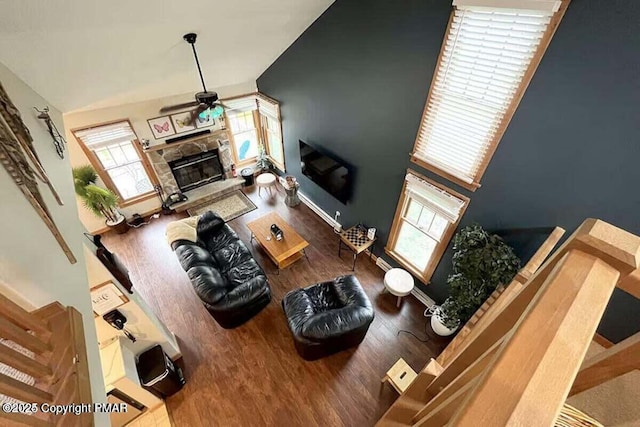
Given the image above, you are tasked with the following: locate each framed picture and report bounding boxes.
[195,113,215,129]
[90,281,129,316]
[171,112,197,133]
[147,116,176,140]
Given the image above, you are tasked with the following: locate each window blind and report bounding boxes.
[412,6,552,184]
[224,95,258,113]
[257,95,279,120]
[405,174,465,222]
[75,121,136,150]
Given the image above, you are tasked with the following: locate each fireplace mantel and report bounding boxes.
[144,128,228,153]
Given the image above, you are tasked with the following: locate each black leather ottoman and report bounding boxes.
[282,275,374,360]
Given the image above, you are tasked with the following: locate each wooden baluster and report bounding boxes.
[0,293,50,336]
[570,331,640,396]
[0,316,50,354]
[0,343,52,379]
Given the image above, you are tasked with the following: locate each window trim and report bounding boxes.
[385,169,470,284]
[72,118,159,206]
[257,92,286,172]
[410,1,570,191]
[221,92,286,172]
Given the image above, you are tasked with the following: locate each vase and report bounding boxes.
[430,306,459,337]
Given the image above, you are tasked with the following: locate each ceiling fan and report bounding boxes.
[160,33,229,124]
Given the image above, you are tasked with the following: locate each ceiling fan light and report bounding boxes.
[211,105,224,118]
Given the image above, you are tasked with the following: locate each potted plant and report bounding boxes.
[72,165,128,234]
[432,224,520,336]
[255,143,272,173]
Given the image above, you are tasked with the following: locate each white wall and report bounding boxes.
[63,81,256,233]
[0,62,109,426]
[84,246,180,359]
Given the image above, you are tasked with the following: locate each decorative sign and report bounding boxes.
[90,281,128,316]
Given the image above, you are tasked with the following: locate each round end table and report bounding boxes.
[383,268,415,308]
[256,173,276,197]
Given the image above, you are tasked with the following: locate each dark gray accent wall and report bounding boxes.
[258,0,640,343]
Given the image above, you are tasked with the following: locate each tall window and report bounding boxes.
[227,110,259,163]
[386,171,468,283]
[411,0,568,190]
[74,121,157,204]
[223,93,285,171]
[257,94,285,171]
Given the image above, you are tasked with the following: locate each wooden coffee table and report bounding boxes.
[246,212,309,272]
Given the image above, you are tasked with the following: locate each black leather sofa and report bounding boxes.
[172,211,271,328]
[282,275,374,360]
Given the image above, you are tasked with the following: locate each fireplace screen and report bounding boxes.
[168,150,223,192]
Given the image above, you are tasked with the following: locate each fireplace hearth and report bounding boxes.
[168,149,224,192]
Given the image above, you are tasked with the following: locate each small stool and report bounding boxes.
[256,173,276,197]
[383,268,414,307]
[381,358,417,394]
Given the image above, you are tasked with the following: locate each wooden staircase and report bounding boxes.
[377,219,640,426]
[0,297,92,426]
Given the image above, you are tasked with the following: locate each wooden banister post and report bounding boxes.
[449,250,621,426]
[570,331,640,396]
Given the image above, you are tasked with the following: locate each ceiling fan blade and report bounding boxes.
[188,104,208,126]
[217,102,234,111]
[159,101,199,114]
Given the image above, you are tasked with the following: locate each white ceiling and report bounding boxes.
[0,0,334,112]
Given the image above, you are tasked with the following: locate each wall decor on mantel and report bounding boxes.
[147,115,176,140]
[0,81,76,263]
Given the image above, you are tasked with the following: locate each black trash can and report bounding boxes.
[240,167,255,186]
[136,345,185,397]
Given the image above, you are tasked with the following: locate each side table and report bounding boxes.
[338,226,376,271]
[383,268,414,307]
[256,173,276,197]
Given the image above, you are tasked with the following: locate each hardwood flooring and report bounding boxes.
[102,185,449,427]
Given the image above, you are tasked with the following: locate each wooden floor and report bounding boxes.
[103,185,449,427]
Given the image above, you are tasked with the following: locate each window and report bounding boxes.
[411,0,568,190]
[386,171,469,282]
[227,110,259,162]
[223,93,286,171]
[73,120,157,204]
[257,94,285,171]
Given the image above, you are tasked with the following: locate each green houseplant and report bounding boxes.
[255,143,272,172]
[72,165,128,234]
[435,224,520,333]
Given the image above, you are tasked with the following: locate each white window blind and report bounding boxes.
[256,95,279,120]
[405,174,466,222]
[224,95,258,113]
[75,121,136,150]
[413,6,553,184]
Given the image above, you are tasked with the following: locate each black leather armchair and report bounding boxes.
[282,275,374,360]
[172,211,271,328]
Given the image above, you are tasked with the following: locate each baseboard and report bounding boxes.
[298,192,340,229]
[92,207,162,236]
[366,250,435,308]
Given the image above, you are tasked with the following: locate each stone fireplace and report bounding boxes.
[169,149,224,192]
[145,130,234,195]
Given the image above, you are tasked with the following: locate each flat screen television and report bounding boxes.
[299,140,353,204]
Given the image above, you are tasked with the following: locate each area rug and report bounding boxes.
[187,190,257,222]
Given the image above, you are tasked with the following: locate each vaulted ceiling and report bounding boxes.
[0,0,334,112]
